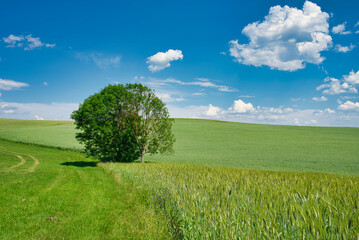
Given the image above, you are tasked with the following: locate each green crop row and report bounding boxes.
[103,163,359,239]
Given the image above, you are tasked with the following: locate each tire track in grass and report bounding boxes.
[0,149,39,172]
[0,149,26,171]
[27,154,39,172]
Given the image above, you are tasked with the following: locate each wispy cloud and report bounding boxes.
[144,77,237,93]
[0,78,29,90]
[2,34,55,50]
[0,102,78,120]
[76,52,121,69]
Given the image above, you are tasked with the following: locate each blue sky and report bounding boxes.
[1,0,359,126]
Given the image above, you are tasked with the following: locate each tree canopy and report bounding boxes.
[71,83,175,162]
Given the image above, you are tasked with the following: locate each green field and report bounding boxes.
[1,118,358,175]
[0,118,359,239]
[0,140,171,239]
[104,163,359,239]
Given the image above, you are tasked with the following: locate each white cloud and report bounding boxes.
[324,108,335,114]
[309,119,318,124]
[290,97,302,102]
[45,43,56,48]
[238,95,255,98]
[192,92,205,96]
[168,101,359,126]
[34,115,44,120]
[2,34,24,47]
[147,49,183,72]
[205,104,223,117]
[332,22,351,35]
[228,99,255,113]
[338,101,359,111]
[335,44,356,53]
[229,1,332,71]
[145,77,237,92]
[312,96,328,102]
[76,52,120,69]
[0,78,29,90]
[266,106,293,114]
[0,102,79,120]
[3,34,55,50]
[317,77,357,95]
[355,21,359,27]
[344,70,359,85]
[43,82,48,86]
[156,92,184,103]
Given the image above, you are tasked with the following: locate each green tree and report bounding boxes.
[71,83,175,163]
[125,83,175,163]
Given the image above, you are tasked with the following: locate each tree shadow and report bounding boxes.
[60,161,98,167]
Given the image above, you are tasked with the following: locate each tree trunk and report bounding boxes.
[141,150,145,163]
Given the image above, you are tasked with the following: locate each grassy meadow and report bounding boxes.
[0,139,171,239]
[1,118,359,175]
[0,118,359,239]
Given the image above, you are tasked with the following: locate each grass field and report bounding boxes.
[1,118,358,175]
[1,118,359,239]
[104,163,359,239]
[0,139,172,239]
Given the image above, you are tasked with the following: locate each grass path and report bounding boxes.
[0,139,172,239]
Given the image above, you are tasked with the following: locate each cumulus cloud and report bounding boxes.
[332,22,351,35]
[0,78,29,90]
[338,101,359,111]
[147,49,183,72]
[167,99,359,126]
[228,99,255,113]
[324,108,335,114]
[76,52,120,69]
[317,76,357,95]
[335,44,356,53]
[312,96,328,102]
[344,70,359,85]
[229,1,332,71]
[205,104,223,117]
[2,34,55,50]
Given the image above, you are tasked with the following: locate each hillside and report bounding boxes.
[0,118,358,175]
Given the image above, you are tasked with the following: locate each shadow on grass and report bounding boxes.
[60,161,98,167]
